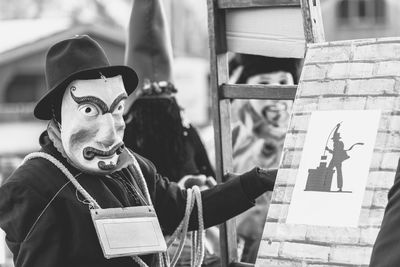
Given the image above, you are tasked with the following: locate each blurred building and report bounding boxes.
[322,0,400,41]
[0,17,210,163]
[0,19,125,158]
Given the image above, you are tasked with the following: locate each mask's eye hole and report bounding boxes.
[78,104,99,117]
[113,101,125,114]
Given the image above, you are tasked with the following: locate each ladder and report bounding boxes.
[206,0,324,266]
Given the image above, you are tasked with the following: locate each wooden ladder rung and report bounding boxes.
[218,0,300,9]
[220,84,297,100]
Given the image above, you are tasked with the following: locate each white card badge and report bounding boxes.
[90,206,167,259]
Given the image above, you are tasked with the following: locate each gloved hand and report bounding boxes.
[256,167,277,191]
[224,167,277,200]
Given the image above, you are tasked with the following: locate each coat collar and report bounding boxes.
[38,130,82,177]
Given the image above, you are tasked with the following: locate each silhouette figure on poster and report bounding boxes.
[305,122,364,193]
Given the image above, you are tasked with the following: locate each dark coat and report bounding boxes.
[370,158,400,266]
[0,134,271,267]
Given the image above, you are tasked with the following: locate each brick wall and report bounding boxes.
[256,37,400,266]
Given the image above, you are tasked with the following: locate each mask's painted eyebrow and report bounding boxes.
[70,87,109,114]
[110,93,128,113]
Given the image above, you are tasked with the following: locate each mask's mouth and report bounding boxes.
[98,160,117,171]
[83,142,125,160]
[262,142,277,158]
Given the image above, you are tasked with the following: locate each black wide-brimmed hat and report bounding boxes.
[34,35,139,120]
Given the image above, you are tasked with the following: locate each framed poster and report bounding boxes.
[286,110,381,227]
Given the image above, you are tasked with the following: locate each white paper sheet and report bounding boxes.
[286,110,381,227]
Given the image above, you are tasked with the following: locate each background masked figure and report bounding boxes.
[123,0,219,266]
[227,54,302,263]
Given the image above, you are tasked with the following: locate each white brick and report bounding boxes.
[386,132,400,149]
[354,43,400,61]
[327,63,374,79]
[350,63,375,78]
[301,80,346,96]
[317,97,344,110]
[306,226,360,244]
[367,171,396,189]
[362,189,374,207]
[289,115,310,132]
[292,98,318,113]
[360,227,380,245]
[275,224,307,240]
[282,150,302,168]
[378,114,389,130]
[307,46,351,63]
[284,133,306,149]
[281,242,330,261]
[268,203,289,221]
[342,97,367,109]
[381,152,400,170]
[374,132,388,150]
[387,115,400,130]
[347,79,396,95]
[365,96,396,111]
[369,152,382,170]
[257,240,281,257]
[372,190,389,208]
[276,168,298,186]
[272,186,294,204]
[330,246,372,265]
[376,61,400,77]
[359,208,385,227]
[262,222,279,239]
[326,63,350,79]
[302,64,328,81]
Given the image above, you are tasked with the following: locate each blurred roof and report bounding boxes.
[0,18,124,66]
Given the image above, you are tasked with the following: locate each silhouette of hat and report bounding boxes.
[331,132,342,140]
[34,35,138,120]
[124,0,174,105]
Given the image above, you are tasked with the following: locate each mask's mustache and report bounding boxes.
[83,142,125,160]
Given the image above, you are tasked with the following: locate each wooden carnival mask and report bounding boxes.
[60,75,127,174]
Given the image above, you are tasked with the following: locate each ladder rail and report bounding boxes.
[207,0,238,266]
[206,0,325,266]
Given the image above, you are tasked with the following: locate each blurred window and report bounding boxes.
[337,0,386,25]
[5,74,45,103]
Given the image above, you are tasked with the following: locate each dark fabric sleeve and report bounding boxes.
[0,182,65,267]
[188,126,215,178]
[369,158,400,267]
[153,167,268,234]
[135,153,274,234]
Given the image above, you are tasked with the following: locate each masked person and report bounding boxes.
[0,35,276,267]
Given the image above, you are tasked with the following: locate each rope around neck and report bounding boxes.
[22,152,100,209]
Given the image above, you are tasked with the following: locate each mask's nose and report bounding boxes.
[97,113,123,148]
